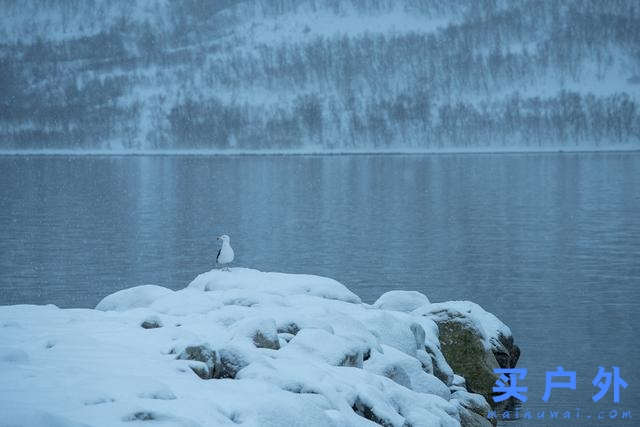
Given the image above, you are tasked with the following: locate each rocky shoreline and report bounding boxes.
[0,268,519,426]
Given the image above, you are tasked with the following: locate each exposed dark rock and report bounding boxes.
[452,390,490,418]
[141,319,162,329]
[124,411,156,421]
[253,330,280,350]
[383,365,412,389]
[176,345,217,379]
[339,350,364,368]
[278,332,295,344]
[493,333,520,369]
[457,405,493,427]
[189,364,211,380]
[352,397,395,427]
[276,322,300,335]
[214,348,249,379]
[283,384,320,394]
[423,304,520,410]
[437,320,498,401]
[424,346,454,386]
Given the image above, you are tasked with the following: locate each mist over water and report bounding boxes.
[1,153,638,424]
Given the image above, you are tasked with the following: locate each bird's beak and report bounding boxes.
[217,237,221,241]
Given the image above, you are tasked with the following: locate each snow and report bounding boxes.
[188,267,361,303]
[0,268,507,426]
[373,290,430,312]
[95,284,174,312]
[364,344,450,399]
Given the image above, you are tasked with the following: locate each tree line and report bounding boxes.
[0,0,638,149]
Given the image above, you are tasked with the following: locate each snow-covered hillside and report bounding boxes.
[0,267,519,426]
[1,0,638,151]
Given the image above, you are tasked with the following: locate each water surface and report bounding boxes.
[1,153,638,425]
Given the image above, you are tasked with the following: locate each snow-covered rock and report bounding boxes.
[416,301,512,352]
[0,268,518,427]
[373,290,430,312]
[188,268,361,303]
[95,284,174,311]
[414,301,520,402]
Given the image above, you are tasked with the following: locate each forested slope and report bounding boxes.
[1,0,639,151]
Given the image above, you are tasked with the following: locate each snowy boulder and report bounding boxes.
[175,344,217,379]
[140,315,163,329]
[364,344,450,399]
[214,345,252,379]
[421,301,517,359]
[374,290,430,312]
[0,268,514,427]
[414,301,520,403]
[280,328,370,368]
[95,285,173,311]
[188,267,361,303]
[357,310,425,357]
[238,357,461,427]
[451,389,491,419]
[232,317,281,350]
[453,402,493,427]
[449,374,492,425]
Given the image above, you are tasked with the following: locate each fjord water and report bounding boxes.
[1,153,638,423]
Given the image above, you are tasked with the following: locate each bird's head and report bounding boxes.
[218,234,230,243]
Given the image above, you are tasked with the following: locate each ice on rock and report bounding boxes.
[0,268,511,426]
[373,290,430,312]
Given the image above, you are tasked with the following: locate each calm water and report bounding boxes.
[1,153,639,424]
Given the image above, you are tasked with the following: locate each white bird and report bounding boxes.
[216,234,234,271]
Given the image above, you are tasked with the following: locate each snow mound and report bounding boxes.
[188,268,361,303]
[373,290,430,312]
[95,285,174,311]
[0,267,513,427]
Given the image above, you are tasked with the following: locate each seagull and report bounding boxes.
[216,234,234,271]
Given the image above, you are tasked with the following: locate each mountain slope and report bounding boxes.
[1,0,639,151]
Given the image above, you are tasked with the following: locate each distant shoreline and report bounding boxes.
[1,146,638,157]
